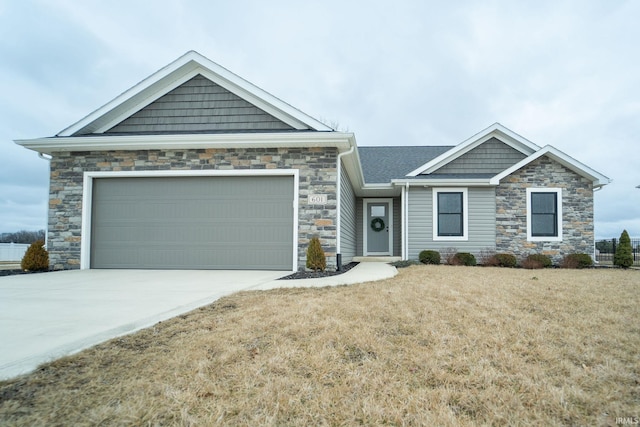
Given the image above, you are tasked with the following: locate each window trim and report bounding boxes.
[433,187,468,241]
[526,187,562,242]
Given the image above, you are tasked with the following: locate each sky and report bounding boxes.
[1,0,638,239]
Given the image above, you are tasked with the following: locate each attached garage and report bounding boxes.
[86,172,297,270]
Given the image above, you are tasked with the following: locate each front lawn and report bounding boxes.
[1,265,638,426]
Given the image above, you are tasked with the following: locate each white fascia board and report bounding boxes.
[15,131,355,155]
[391,178,495,187]
[490,145,612,187]
[58,51,331,137]
[406,123,541,177]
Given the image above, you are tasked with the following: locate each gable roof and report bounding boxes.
[490,145,611,188]
[407,123,540,176]
[58,50,332,136]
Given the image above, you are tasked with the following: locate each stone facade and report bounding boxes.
[495,156,594,263]
[47,147,338,270]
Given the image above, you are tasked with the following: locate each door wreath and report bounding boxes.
[370,217,385,232]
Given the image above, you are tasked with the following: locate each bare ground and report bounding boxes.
[0,265,638,426]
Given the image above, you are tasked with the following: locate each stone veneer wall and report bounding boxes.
[47,147,338,270]
[495,156,594,263]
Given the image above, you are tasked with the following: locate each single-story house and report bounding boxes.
[16,51,610,271]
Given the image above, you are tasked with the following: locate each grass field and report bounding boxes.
[1,265,638,426]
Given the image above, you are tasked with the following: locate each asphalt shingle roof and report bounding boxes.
[358,146,453,183]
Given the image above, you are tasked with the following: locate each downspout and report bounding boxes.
[335,146,355,271]
[404,182,409,260]
[37,152,52,248]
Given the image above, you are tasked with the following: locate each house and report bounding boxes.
[16,51,610,271]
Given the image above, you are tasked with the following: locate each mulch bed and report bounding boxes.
[0,269,48,277]
[278,262,359,280]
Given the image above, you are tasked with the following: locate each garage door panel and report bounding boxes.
[91,176,294,270]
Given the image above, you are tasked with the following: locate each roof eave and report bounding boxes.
[489,145,611,187]
[391,178,495,186]
[15,132,355,155]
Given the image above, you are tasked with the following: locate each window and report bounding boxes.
[433,188,468,241]
[527,188,562,241]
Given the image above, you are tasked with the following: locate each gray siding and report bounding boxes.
[106,74,295,134]
[356,197,401,257]
[407,187,496,259]
[339,163,357,264]
[431,138,526,175]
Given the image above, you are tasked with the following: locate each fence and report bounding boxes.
[0,243,30,262]
[595,237,640,266]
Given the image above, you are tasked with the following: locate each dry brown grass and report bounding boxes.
[1,266,639,426]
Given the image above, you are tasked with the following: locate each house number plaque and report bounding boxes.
[308,194,328,205]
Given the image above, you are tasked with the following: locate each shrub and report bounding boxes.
[561,253,593,269]
[521,254,552,269]
[451,252,476,266]
[21,239,49,272]
[440,247,458,265]
[478,248,496,265]
[391,260,420,268]
[614,230,633,269]
[306,236,326,272]
[419,250,441,265]
[491,253,517,268]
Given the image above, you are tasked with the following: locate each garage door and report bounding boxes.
[90,176,294,270]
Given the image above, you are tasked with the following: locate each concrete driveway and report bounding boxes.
[0,269,286,380]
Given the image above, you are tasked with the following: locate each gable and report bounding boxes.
[56,51,332,137]
[407,123,539,177]
[428,137,527,175]
[104,75,294,134]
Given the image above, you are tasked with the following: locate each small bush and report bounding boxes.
[391,260,420,268]
[451,252,477,266]
[561,253,593,269]
[440,247,458,265]
[419,250,441,265]
[478,248,496,265]
[491,253,517,268]
[306,236,326,272]
[521,254,552,269]
[614,230,633,269]
[21,240,49,272]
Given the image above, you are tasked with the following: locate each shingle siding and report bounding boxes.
[431,138,527,175]
[106,75,294,134]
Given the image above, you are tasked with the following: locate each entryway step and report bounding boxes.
[353,256,402,263]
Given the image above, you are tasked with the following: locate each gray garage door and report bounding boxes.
[90,176,294,270]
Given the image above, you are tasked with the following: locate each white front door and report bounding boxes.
[363,199,393,256]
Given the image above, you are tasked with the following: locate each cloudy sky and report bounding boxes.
[1,0,638,239]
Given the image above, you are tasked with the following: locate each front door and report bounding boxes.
[364,199,393,256]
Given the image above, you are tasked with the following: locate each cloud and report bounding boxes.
[0,0,639,238]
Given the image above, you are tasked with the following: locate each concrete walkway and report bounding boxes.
[0,263,396,380]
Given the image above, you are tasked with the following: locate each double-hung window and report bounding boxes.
[527,188,562,241]
[433,188,468,241]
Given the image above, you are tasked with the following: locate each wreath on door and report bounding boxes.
[370,217,385,232]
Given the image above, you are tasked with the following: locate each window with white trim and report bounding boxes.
[526,188,562,241]
[433,188,468,241]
